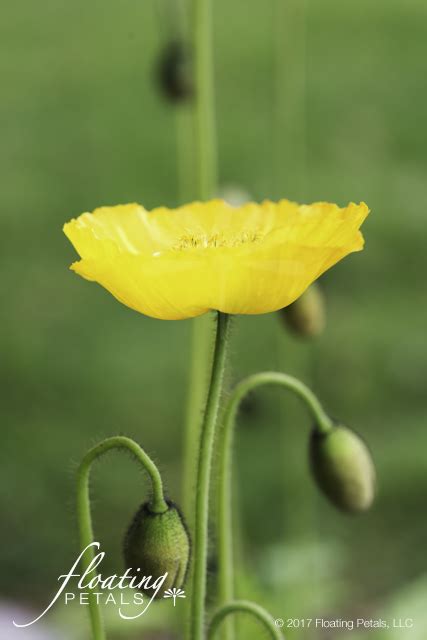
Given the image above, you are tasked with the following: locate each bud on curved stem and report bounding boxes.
[216,372,333,640]
[310,424,376,513]
[124,500,190,594]
[208,600,284,639]
[76,436,168,640]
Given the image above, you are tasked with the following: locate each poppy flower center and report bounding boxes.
[173,231,264,251]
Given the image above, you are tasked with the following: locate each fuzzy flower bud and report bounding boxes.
[281,283,326,338]
[310,425,376,513]
[123,500,190,595]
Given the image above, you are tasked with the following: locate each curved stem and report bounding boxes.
[217,372,332,637]
[190,312,231,640]
[76,436,168,640]
[208,600,284,640]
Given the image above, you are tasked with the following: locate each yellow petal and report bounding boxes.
[63,199,369,320]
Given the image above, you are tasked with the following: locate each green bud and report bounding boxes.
[281,283,326,338]
[123,500,190,595]
[310,425,376,513]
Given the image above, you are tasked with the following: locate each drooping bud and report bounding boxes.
[123,500,190,595]
[156,41,193,102]
[281,283,326,338]
[310,425,376,513]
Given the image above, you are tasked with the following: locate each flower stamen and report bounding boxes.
[173,231,263,251]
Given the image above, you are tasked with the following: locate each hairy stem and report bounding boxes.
[183,0,218,520]
[190,312,231,640]
[183,313,214,521]
[217,372,332,638]
[76,436,168,640]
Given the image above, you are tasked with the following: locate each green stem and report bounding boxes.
[192,0,217,199]
[176,104,195,204]
[190,312,231,640]
[76,436,168,640]
[183,313,214,519]
[183,0,218,534]
[208,600,284,640]
[217,372,332,638]
[174,0,194,206]
[273,0,307,200]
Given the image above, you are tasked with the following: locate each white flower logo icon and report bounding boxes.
[163,587,186,606]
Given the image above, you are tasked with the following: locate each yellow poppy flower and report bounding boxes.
[63,199,369,320]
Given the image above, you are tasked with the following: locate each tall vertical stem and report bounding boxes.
[183,314,213,518]
[274,0,314,545]
[273,0,307,200]
[175,0,195,206]
[190,312,231,640]
[176,104,195,204]
[193,0,217,200]
[183,0,218,519]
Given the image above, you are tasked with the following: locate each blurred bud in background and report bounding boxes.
[280,283,326,338]
[217,185,252,207]
[156,40,193,103]
[123,500,190,594]
[310,424,376,513]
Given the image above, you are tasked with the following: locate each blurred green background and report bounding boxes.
[2,0,427,638]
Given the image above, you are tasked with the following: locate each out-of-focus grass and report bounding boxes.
[1,0,427,636]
